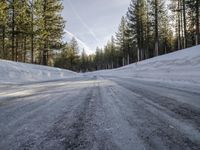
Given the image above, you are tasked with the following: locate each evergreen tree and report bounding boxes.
[195,0,199,45]
[0,0,8,59]
[127,0,149,61]
[35,0,65,65]
[80,49,87,72]
[67,37,79,71]
[15,0,31,62]
[116,16,130,66]
[110,36,116,68]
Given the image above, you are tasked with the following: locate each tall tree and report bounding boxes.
[127,0,149,61]
[0,0,8,59]
[154,0,159,56]
[15,0,31,61]
[195,0,199,45]
[68,38,79,70]
[80,49,87,72]
[182,0,187,48]
[116,16,130,66]
[29,0,35,63]
[110,36,116,68]
[10,0,16,61]
[35,0,65,65]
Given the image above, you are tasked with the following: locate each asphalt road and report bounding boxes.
[0,75,200,150]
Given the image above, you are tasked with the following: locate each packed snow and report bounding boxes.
[89,45,200,85]
[0,60,77,84]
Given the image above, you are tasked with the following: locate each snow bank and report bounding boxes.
[0,60,77,84]
[90,45,200,85]
[1,46,199,85]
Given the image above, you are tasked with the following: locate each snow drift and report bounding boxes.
[89,45,200,85]
[0,60,77,84]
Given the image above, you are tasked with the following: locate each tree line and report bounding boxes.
[0,0,65,65]
[0,0,199,72]
[92,0,200,70]
[55,0,200,72]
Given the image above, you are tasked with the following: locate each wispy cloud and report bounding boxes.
[62,0,130,50]
[66,0,100,44]
[64,29,94,54]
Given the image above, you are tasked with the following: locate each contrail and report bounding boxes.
[64,29,94,54]
[66,0,100,44]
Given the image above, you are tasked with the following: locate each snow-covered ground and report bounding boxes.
[89,45,200,85]
[0,45,199,84]
[0,46,200,149]
[0,60,77,84]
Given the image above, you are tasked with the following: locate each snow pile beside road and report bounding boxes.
[91,45,200,84]
[0,60,77,83]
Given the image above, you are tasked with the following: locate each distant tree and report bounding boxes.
[67,38,79,71]
[80,49,87,72]
[95,47,103,70]
[116,16,130,66]
[110,36,116,68]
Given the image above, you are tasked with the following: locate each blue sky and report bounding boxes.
[62,0,131,54]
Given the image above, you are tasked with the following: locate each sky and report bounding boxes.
[62,0,131,54]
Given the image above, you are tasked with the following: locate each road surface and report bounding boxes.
[0,75,200,150]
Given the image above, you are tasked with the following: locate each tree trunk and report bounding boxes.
[23,36,27,62]
[127,54,130,65]
[15,33,18,61]
[137,47,140,62]
[111,62,113,69]
[2,26,5,59]
[155,0,159,56]
[31,0,34,63]
[146,0,150,59]
[164,38,167,54]
[177,0,181,50]
[195,0,199,45]
[182,0,187,48]
[43,45,47,65]
[42,0,47,65]
[11,1,15,61]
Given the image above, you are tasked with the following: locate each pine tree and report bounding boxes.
[0,0,8,59]
[116,16,130,66]
[95,47,103,70]
[127,0,149,61]
[15,0,31,61]
[68,37,79,71]
[35,0,65,65]
[154,0,159,56]
[29,0,35,63]
[80,49,87,72]
[9,0,16,61]
[182,0,187,48]
[195,0,199,45]
[110,36,116,68]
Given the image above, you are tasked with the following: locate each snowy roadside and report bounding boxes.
[0,59,77,84]
[0,45,199,85]
[88,45,200,86]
